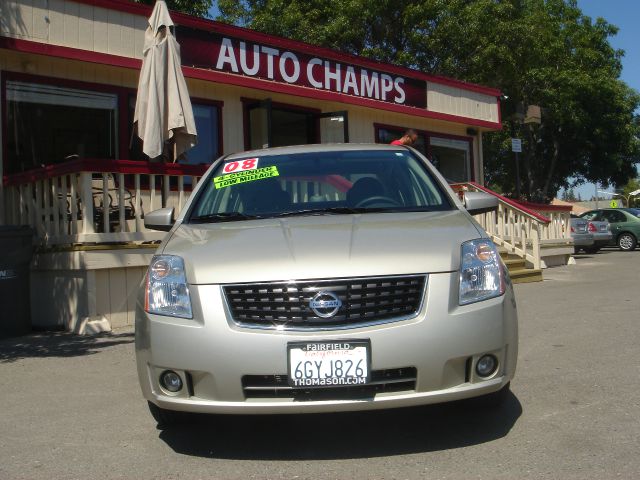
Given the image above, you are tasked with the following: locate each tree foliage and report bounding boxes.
[133,0,213,18]
[217,0,640,201]
[621,177,640,207]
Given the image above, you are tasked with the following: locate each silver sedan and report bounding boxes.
[136,144,518,426]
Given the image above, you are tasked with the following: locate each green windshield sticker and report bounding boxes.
[213,165,280,189]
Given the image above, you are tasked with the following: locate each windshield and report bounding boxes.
[188,149,453,222]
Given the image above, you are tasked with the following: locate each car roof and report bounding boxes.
[223,143,411,160]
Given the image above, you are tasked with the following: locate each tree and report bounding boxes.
[562,187,576,202]
[217,0,640,201]
[133,0,213,18]
[621,177,640,207]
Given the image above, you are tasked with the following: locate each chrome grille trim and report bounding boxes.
[242,367,418,400]
[222,274,427,331]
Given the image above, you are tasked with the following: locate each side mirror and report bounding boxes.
[144,207,175,231]
[464,191,499,215]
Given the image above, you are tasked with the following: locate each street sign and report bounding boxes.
[511,138,522,153]
[610,200,618,208]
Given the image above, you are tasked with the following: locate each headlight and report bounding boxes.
[459,239,505,305]
[145,255,193,318]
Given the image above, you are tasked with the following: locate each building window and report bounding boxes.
[5,81,118,174]
[429,136,470,183]
[245,99,318,150]
[375,124,472,182]
[375,126,427,155]
[128,97,221,164]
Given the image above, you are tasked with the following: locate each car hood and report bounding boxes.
[164,211,483,284]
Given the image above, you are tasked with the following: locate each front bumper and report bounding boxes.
[136,272,518,414]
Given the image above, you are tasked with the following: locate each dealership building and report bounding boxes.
[0,0,508,331]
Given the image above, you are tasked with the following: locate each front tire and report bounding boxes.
[618,233,637,251]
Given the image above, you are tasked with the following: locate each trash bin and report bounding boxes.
[0,226,34,339]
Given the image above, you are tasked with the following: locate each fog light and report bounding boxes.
[160,370,183,392]
[476,355,498,377]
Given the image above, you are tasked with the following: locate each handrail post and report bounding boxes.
[102,173,109,233]
[134,174,142,232]
[532,222,541,270]
[80,172,95,234]
[118,173,126,232]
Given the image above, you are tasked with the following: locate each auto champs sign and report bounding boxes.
[178,28,427,108]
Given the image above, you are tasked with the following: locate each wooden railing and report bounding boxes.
[515,200,574,243]
[1,159,209,246]
[451,183,572,270]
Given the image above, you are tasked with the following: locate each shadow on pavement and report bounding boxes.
[0,331,134,363]
[159,392,522,459]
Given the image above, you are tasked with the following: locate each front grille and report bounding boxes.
[242,367,417,401]
[222,274,427,330]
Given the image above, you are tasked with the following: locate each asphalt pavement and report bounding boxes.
[1,248,638,480]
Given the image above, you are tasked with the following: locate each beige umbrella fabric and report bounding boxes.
[134,0,197,162]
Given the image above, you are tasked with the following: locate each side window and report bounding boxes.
[603,211,624,223]
[613,211,627,223]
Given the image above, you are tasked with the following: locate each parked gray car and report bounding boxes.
[585,219,612,253]
[136,144,518,426]
[570,216,594,253]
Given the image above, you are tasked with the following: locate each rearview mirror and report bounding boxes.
[144,207,175,231]
[464,192,499,215]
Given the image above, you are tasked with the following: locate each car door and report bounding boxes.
[602,210,628,244]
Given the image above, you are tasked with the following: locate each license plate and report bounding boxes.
[287,341,370,388]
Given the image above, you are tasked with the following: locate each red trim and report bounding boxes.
[68,0,501,98]
[517,201,573,212]
[0,36,502,130]
[2,70,132,95]
[3,158,209,186]
[451,182,551,223]
[0,36,141,69]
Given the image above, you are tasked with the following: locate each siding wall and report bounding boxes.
[30,248,152,330]
[0,0,147,59]
[427,82,500,124]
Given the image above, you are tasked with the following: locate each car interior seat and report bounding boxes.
[346,177,385,206]
[240,179,291,214]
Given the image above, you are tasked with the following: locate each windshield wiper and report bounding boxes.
[189,212,260,223]
[267,207,387,218]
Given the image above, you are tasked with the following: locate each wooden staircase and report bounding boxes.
[499,250,544,284]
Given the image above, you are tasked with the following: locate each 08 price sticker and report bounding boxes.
[222,158,259,174]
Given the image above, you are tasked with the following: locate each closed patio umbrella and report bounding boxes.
[134,0,197,162]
